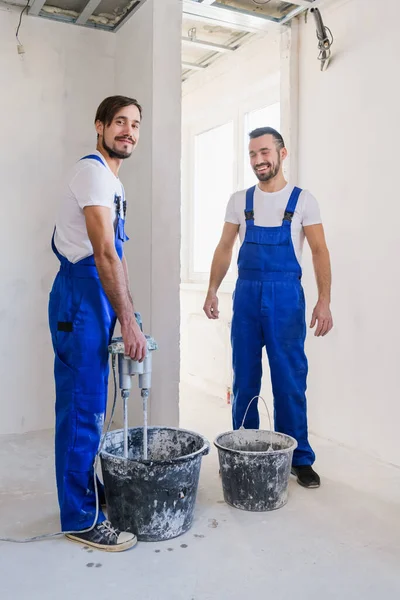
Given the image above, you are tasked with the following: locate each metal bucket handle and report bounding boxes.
[240,395,272,433]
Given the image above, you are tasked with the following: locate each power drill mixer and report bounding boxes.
[108,313,158,460]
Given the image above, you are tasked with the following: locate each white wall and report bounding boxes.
[0,4,116,435]
[116,0,182,428]
[181,31,281,410]
[0,0,182,435]
[298,0,400,466]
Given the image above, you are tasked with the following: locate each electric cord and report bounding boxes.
[16,0,30,46]
[310,7,334,67]
[0,355,119,543]
[317,26,334,63]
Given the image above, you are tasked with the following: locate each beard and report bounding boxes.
[102,135,135,160]
[253,154,281,182]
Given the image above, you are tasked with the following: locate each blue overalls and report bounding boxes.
[231,185,315,467]
[48,154,129,531]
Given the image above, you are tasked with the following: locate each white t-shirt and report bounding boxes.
[54,151,124,263]
[224,183,321,265]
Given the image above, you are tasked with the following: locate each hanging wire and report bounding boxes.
[16,0,30,46]
[310,7,334,70]
[317,26,334,62]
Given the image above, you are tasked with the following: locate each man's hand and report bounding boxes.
[121,318,147,362]
[203,223,238,320]
[203,291,219,320]
[310,300,333,337]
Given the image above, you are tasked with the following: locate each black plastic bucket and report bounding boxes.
[214,429,297,512]
[100,426,210,542]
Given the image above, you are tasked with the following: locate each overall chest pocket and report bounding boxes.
[238,227,290,271]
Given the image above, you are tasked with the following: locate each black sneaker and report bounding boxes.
[291,465,320,489]
[65,520,137,552]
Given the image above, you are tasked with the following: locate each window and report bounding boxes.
[185,101,281,283]
[243,102,280,189]
[192,121,234,276]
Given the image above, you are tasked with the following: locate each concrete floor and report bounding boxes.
[1,384,400,599]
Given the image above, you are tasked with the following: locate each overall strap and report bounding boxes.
[51,154,111,268]
[51,227,63,261]
[244,186,256,227]
[52,154,106,255]
[81,155,126,218]
[80,154,105,167]
[282,186,302,226]
[121,183,127,218]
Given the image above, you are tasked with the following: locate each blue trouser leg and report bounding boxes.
[261,281,315,466]
[49,273,116,531]
[231,280,315,465]
[231,280,264,429]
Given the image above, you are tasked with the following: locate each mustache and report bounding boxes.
[115,136,135,144]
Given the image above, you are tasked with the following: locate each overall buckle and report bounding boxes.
[114,195,122,217]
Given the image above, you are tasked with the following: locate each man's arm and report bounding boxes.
[84,206,146,360]
[304,223,333,337]
[121,255,134,308]
[203,222,239,319]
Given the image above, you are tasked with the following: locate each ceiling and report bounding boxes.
[181,0,320,80]
[5,0,146,30]
[4,0,321,76]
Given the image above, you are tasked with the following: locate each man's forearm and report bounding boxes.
[312,248,332,302]
[95,252,133,325]
[121,255,134,308]
[208,245,232,293]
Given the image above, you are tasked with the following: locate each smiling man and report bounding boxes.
[48,96,147,551]
[203,127,333,489]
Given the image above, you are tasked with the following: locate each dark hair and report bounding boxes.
[249,127,285,151]
[95,95,143,126]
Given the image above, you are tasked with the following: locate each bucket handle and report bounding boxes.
[240,395,272,433]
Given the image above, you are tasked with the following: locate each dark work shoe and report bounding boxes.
[291,465,320,489]
[66,520,137,552]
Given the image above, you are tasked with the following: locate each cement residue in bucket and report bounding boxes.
[100,427,210,542]
[214,429,297,512]
[216,430,290,454]
[102,427,202,463]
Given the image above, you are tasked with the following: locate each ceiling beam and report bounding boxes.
[182,36,235,53]
[182,61,207,71]
[286,0,321,6]
[210,0,321,6]
[182,0,272,33]
[280,4,308,24]
[75,0,102,25]
[183,12,259,34]
[29,0,47,17]
[182,0,316,29]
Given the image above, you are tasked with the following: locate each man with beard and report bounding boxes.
[203,127,333,489]
[49,96,146,550]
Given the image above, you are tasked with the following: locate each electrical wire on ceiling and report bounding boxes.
[16,0,30,53]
